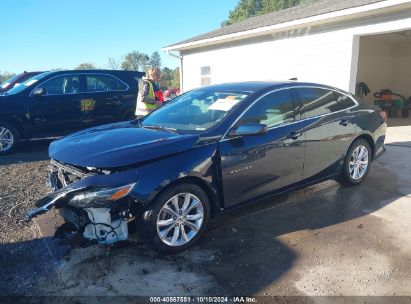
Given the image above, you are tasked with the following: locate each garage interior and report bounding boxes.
[356,30,411,127]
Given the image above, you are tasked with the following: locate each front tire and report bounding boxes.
[137,183,210,255]
[0,122,20,155]
[337,139,371,186]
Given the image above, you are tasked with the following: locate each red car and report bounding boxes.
[0,71,43,93]
[163,87,180,100]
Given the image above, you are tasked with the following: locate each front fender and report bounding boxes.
[131,143,220,207]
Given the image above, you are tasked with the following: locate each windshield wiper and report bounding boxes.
[143,125,178,133]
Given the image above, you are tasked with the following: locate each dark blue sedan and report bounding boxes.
[28,81,387,254]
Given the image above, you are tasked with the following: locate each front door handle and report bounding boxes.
[34,118,46,124]
[287,131,302,140]
[339,119,350,126]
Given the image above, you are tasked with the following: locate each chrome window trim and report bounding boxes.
[30,73,130,97]
[220,85,359,142]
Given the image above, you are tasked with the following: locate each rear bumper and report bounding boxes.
[374,144,386,160]
[372,121,387,161]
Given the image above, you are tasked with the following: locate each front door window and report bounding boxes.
[41,75,80,95]
[237,89,298,128]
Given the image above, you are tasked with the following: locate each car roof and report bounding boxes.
[199,81,343,94]
[18,71,44,75]
[46,69,145,76]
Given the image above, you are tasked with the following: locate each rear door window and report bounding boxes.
[296,88,355,119]
[86,74,127,92]
[331,92,356,111]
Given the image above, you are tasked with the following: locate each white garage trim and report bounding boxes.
[350,36,361,93]
[163,0,411,52]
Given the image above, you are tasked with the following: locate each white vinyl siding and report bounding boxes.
[180,9,411,93]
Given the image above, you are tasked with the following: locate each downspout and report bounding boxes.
[167,51,183,93]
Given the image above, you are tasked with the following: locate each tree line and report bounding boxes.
[0,71,15,84]
[222,0,317,26]
[75,51,180,91]
[1,50,180,91]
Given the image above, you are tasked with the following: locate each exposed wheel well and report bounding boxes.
[154,176,220,216]
[353,134,375,160]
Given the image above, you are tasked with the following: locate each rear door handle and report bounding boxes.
[106,101,122,106]
[339,119,350,126]
[287,131,302,140]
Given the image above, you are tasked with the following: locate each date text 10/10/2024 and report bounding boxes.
[149,297,257,303]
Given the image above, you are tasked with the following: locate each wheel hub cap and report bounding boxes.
[349,145,369,180]
[156,193,204,247]
[0,127,14,152]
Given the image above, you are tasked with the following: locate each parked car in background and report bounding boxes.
[0,71,43,93]
[163,87,180,100]
[0,69,144,155]
[27,81,386,254]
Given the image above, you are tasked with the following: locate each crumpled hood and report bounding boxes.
[49,121,199,168]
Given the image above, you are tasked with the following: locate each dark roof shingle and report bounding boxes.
[167,0,384,48]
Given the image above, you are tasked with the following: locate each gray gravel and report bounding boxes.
[0,141,51,295]
[0,161,49,242]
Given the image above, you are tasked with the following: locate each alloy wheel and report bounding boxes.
[156,193,204,247]
[349,145,369,180]
[0,127,14,152]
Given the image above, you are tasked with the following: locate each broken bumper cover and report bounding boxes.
[27,181,137,245]
[26,187,86,220]
[27,159,141,245]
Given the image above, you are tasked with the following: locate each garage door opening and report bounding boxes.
[356,31,411,127]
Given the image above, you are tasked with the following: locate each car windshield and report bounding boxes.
[5,71,53,95]
[141,89,249,132]
[0,74,21,89]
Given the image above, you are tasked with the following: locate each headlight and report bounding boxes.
[68,183,136,208]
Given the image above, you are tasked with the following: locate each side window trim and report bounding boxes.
[221,86,358,141]
[30,73,129,96]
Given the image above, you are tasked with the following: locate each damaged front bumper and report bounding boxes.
[27,160,140,245]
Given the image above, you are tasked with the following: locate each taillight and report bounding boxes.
[379,110,388,123]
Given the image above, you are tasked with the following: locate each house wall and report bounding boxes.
[180,10,411,93]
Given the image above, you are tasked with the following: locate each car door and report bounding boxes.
[294,87,358,180]
[84,74,130,125]
[29,74,85,133]
[219,88,305,208]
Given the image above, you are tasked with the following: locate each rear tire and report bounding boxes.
[337,139,371,186]
[137,183,210,255]
[0,122,20,155]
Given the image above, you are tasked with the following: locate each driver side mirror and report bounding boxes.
[32,87,46,96]
[228,123,267,137]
